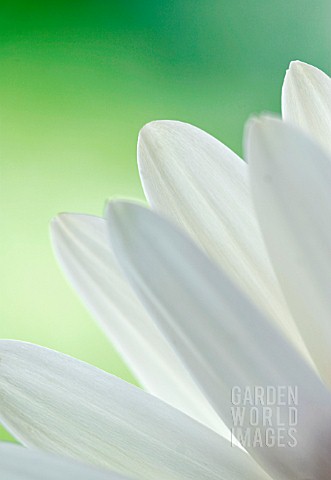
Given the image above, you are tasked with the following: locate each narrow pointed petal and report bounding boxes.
[107,201,331,480]
[50,213,228,437]
[0,341,268,480]
[247,115,331,387]
[282,61,331,153]
[138,120,304,349]
[0,443,125,480]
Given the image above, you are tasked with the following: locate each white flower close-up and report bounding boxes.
[0,60,331,480]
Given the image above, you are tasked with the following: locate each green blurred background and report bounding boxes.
[1,1,331,441]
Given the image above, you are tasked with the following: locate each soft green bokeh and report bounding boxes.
[1,1,331,441]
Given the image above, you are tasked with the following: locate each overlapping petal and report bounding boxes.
[50,213,228,437]
[107,200,331,480]
[138,121,304,349]
[247,115,331,387]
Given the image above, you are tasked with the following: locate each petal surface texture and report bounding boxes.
[107,201,331,480]
[138,120,303,348]
[0,443,125,480]
[50,213,229,437]
[247,115,331,387]
[282,61,331,154]
[0,340,268,480]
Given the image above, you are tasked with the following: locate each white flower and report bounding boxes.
[1,60,331,480]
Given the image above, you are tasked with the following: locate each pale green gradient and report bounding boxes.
[1,1,331,442]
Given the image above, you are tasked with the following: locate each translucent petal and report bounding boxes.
[138,120,304,349]
[51,213,229,437]
[247,115,331,387]
[107,200,331,480]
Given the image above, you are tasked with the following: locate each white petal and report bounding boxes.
[282,61,331,154]
[0,340,268,480]
[0,443,125,480]
[138,120,304,350]
[247,115,331,387]
[107,201,331,480]
[50,213,229,438]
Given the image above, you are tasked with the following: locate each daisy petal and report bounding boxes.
[138,120,303,348]
[282,61,331,153]
[50,213,228,437]
[0,443,125,480]
[247,115,331,387]
[107,201,331,480]
[0,340,268,480]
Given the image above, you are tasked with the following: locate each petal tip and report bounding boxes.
[138,121,171,171]
[49,212,80,236]
[106,200,145,230]
[288,59,308,71]
[285,60,326,83]
[245,114,280,140]
[244,115,283,164]
[50,212,69,225]
[138,120,191,158]
[49,213,68,237]
[138,120,176,148]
